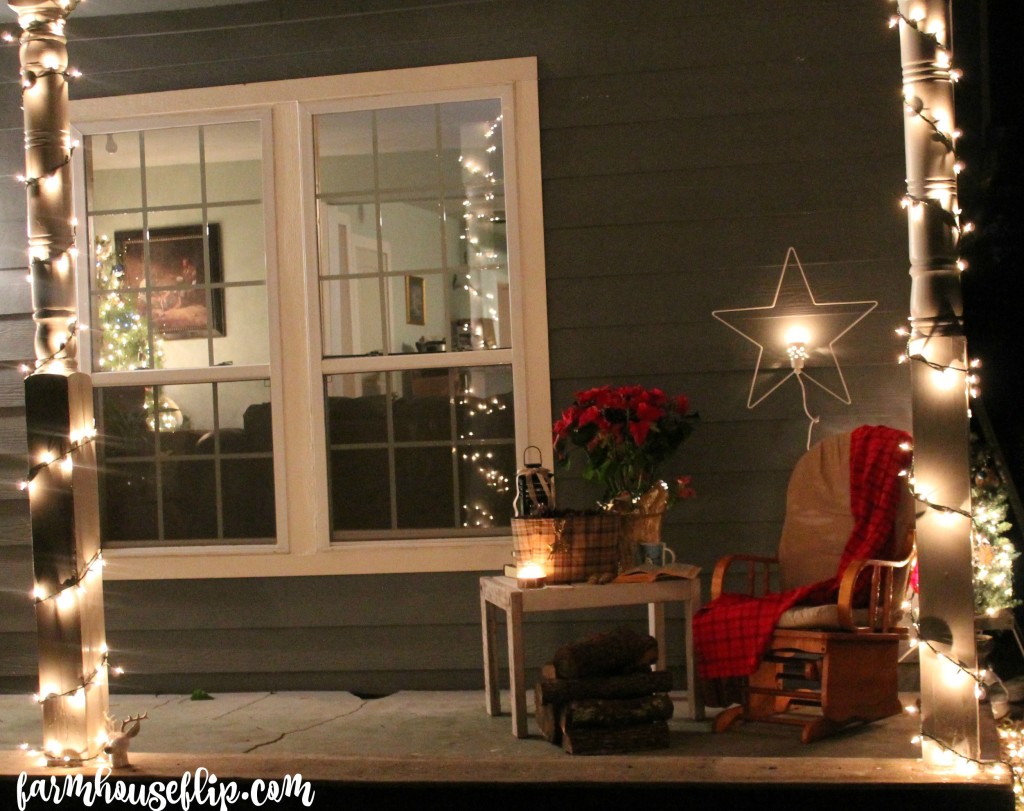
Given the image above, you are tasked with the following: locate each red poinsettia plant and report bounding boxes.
[553,385,698,505]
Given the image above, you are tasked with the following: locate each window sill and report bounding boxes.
[101,535,512,580]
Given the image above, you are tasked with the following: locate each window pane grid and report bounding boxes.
[325,366,514,538]
[316,97,519,541]
[86,121,269,373]
[102,450,271,461]
[319,268,450,283]
[320,350,510,379]
[93,278,264,294]
[316,100,507,359]
[87,198,263,217]
[97,381,276,545]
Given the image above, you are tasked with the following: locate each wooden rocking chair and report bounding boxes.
[709,429,917,743]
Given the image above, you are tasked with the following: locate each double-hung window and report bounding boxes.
[70,58,550,578]
[312,97,519,540]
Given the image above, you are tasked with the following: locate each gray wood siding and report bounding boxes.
[0,0,911,693]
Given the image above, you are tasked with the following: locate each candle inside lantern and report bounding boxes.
[516,562,547,589]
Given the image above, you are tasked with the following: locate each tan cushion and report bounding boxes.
[777,604,906,630]
[777,604,849,629]
[777,432,853,591]
[776,428,917,611]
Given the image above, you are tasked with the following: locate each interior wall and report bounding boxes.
[0,0,911,693]
[318,149,493,356]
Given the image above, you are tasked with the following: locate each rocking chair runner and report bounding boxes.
[695,425,917,743]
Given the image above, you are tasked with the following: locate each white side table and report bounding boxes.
[479,575,705,738]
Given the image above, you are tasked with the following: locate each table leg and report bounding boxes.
[685,587,705,720]
[481,591,501,716]
[648,602,666,671]
[506,590,527,738]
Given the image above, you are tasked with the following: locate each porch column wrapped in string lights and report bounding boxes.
[892,0,980,766]
[8,0,110,766]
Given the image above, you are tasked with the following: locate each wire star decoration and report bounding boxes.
[712,247,878,410]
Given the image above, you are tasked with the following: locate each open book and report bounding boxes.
[613,562,701,584]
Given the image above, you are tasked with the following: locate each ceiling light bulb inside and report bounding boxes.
[104,134,118,155]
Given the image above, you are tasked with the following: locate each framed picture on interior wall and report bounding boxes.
[114,224,225,339]
[405,274,425,326]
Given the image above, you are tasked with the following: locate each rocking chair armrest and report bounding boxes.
[836,552,914,631]
[711,554,779,600]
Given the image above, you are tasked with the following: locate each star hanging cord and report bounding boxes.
[712,247,878,447]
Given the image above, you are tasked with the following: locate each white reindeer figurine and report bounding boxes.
[104,712,147,768]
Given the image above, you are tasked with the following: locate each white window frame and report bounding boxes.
[69,58,551,581]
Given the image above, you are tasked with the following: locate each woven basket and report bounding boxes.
[511,513,619,584]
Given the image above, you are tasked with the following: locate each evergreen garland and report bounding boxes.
[972,436,1021,614]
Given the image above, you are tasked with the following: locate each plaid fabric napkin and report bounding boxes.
[693,425,912,680]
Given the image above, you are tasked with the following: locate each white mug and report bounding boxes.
[636,542,675,567]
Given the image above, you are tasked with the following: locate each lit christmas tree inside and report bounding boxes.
[93,235,180,431]
[94,233,159,372]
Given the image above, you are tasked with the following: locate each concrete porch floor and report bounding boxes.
[0,690,1013,809]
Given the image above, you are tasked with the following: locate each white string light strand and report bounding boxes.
[23,650,126,768]
[34,652,110,706]
[19,741,110,769]
[22,437,94,485]
[16,146,76,189]
[900,194,973,238]
[1,1,81,42]
[20,65,82,90]
[896,440,973,528]
[895,330,982,399]
[903,610,1010,777]
[889,4,997,773]
[888,9,946,45]
[30,548,103,606]
[16,319,80,379]
[912,730,1007,777]
[896,439,1018,762]
[890,0,979,528]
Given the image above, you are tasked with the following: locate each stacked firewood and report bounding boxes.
[534,625,674,755]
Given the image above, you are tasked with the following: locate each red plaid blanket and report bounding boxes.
[693,425,912,680]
